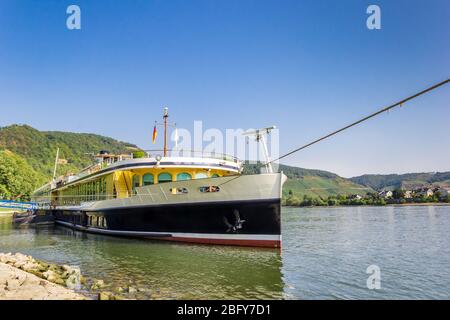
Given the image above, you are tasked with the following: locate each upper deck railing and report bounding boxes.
[138,149,240,163]
[47,149,241,190]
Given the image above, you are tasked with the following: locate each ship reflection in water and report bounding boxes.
[0,214,284,299]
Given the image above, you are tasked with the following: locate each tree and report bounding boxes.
[0,150,41,200]
[286,195,301,206]
[392,189,405,199]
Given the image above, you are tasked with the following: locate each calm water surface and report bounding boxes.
[1,206,449,299]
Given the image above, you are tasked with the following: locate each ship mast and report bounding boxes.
[163,107,168,157]
[242,126,276,173]
[52,147,60,181]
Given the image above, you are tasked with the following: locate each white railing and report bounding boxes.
[138,149,240,163]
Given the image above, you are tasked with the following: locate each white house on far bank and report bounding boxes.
[378,190,393,199]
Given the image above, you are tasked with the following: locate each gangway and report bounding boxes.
[0,199,38,211]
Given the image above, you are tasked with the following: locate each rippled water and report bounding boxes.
[1,206,449,299]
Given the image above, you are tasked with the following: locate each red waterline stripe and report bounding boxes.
[149,236,281,248]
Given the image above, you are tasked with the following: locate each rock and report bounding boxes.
[91,279,105,290]
[62,265,74,273]
[0,262,88,300]
[21,261,40,272]
[128,286,137,294]
[98,291,125,300]
[37,262,49,272]
[54,277,66,286]
[0,253,14,264]
[65,267,81,290]
[98,291,113,300]
[42,270,58,282]
[13,260,26,269]
[115,287,125,293]
[1,252,91,297]
[27,269,44,279]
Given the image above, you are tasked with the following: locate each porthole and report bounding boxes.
[199,186,220,193]
[170,187,188,195]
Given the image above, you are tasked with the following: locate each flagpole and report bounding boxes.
[163,107,168,157]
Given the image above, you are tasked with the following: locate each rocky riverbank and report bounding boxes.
[0,253,87,300]
[0,253,149,300]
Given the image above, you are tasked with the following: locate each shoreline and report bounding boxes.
[387,202,450,207]
[283,202,450,208]
[0,252,89,300]
[0,253,133,300]
[0,261,88,300]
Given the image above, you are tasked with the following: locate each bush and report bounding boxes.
[133,151,146,159]
[327,198,338,206]
[285,195,301,206]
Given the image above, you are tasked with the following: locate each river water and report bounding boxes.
[0,206,449,299]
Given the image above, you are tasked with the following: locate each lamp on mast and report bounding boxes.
[242,126,276,173]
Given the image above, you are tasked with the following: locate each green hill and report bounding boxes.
[0,125,140,198]
[244,163,373,199]
[0,125,140,179]
[350,172,450,191]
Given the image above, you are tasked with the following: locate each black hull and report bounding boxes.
[45,198,282,248]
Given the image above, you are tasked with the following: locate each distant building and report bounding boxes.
[433,187,449,199]
[349,194,363,200]
[378,190,393,199]
[404,190,413,199]
[415,188,434,198]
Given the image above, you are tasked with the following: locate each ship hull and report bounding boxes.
[49,198,280,247]
[41,173,286,248]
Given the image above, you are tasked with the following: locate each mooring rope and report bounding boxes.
[263,78,450,168]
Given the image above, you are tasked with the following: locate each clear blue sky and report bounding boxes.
[0,0,449,177]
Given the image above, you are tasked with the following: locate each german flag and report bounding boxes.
[152,125,157,144]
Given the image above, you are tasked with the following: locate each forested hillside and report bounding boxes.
[0,125,140,199]
[244,163,373,199]
[350,172,450,191]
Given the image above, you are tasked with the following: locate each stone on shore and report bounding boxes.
[0,262,87,300]
[0,252,89,300]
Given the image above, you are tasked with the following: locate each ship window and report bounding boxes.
[143,173,154,186]
[158,172,172,183]
[177,172,192,181]
[132,175,141,193]
[195,172,208,179]
[211,173,220,178]
[199,186,220,193]
[170,187,188,195]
